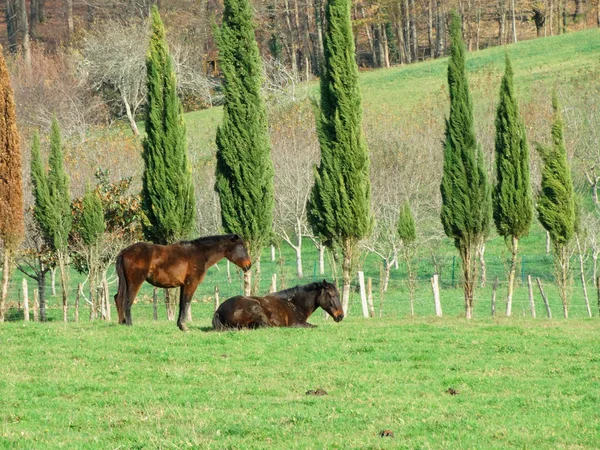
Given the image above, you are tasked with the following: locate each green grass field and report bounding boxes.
[1,318,599,448]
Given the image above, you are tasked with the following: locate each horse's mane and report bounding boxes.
[178,234,239,246]
[270,281,327,300]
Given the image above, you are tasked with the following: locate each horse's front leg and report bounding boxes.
[177,283,198,332]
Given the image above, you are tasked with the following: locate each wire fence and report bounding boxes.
[2,264,598,323]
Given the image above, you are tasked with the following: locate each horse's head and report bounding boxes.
[318,280,344,322]
[225,234,252,272]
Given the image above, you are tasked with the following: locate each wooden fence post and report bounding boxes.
[528,275,536,318]
[22,278,29,322]
[431,274,442,317]
[103,278,111,322]
[367,277,375,318]
[491,277,498,316]
[536,277,552,319]
[33,289,39,322]
[270,273,277,293]
[358,271,369,318]
[214,285,220,312]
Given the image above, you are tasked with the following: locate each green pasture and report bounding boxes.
[181,28,600,152]
[1,318,599,448]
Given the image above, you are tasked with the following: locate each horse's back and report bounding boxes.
[213,295,293,329]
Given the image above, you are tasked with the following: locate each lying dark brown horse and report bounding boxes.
[114,234,251,331]
[212,280,344,330]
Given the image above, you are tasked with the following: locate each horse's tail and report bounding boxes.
[115,252,127,324]
[212,311,227,331]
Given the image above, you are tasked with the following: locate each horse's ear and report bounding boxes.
[230,234,240,242]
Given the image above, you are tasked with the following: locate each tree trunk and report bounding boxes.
[427,0,434,57]
[65,0,74,40]
[284,0,298,76]
[58,250,69,322]
[381,23,390,67]
[498,0,506,45]
[243,270,251,296]
[38,271,47,322]
[435,1,445,57]
[341,240,355,315]
[318,244,325,275]
[121,91,140,135]
[29,0,40,38]
[460,245,476,319]
[576,235,592,317]
[404,251,415,317]
[313,0,325,72]
[372,25,382,68]
[506,236,518,316]
[18,0,30,67]
[403,0,412,63]
[295,246,303,278]
[5,0,18,53]
[409,0,418,61]
[478,242,487,287]
[0,251,12,322]
[511,0,517,43]
[556,245,569,318]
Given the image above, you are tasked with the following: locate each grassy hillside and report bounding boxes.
[1,318,599,448]
[185,28,600,152]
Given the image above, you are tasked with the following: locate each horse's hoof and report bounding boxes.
[178,324,189,332]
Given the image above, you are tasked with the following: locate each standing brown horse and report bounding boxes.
[114,234,251,331]
[212,280,344,330]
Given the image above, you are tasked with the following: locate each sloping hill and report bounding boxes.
[185,28,600,152]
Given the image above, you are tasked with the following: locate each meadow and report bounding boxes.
[1,317,599,449]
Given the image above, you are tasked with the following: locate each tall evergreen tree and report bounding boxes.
[29,130,51,321]
[537,92,575,318]
[80,186,105,319]
[48,118,72,322]
[493,54,533,317]
[141,6,195,245]
[397,200,417,316]
[440,12,491,319]
[215,0,274,295]
[0,44,24,322]
[307,0,373,313]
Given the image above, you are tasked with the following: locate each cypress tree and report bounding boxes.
[493,54,533,317]
[80,186,105,247]
[0,44,24,322]
[29,130,51,321]
[141,6,195,245]
[215,0,274,294]
[47,118,72,322]
[440,12,491,319]
[537,92,575,318]
[47,119,72,254]
[397,200,417,316]
[397,201,416,245]
[80,185,105,319]
[307,0,373,313]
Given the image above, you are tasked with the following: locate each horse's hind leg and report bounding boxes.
[177,283,199,332]
[124,280,143,326]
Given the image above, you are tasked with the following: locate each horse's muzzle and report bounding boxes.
[243,262,252,272]
[333,311,344,322]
